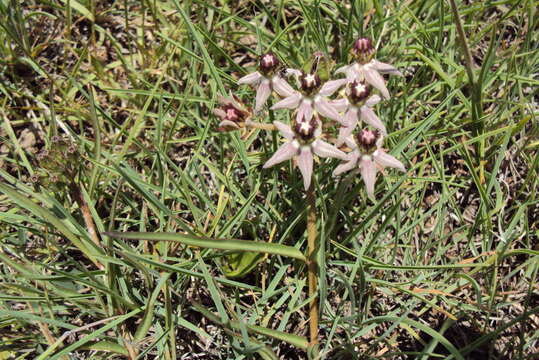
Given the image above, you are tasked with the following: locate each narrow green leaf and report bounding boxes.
[104,232,306,261]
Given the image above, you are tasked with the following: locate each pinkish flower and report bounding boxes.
[336,80,386,146]
[336,37,402,100]
[237,53,295,112]
[270,72,344,124]
[263,117,347,190]
[333,128,405,200]
[213,93,251,131]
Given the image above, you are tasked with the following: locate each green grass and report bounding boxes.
[0,0,538,359]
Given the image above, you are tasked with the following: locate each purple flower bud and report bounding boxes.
[259,53,280,74]
[353,37,375,63]
[293,117,317,142]
[348,80,371,104]
[300,72,321,94]
[356,128,379,151]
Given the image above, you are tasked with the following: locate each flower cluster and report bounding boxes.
[215,38,406,198]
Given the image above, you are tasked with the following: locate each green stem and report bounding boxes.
[306,185,319,346]
[449,0,484,182]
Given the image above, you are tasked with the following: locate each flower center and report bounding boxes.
[347,80,371,105]
[356,128,379,153]
[293,116,318,143]
[260,52,280,75]
[300,72,321,95]
[223,104,244,122]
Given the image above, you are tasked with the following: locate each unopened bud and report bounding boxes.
[260,53,279,74]
[353,37,375,63]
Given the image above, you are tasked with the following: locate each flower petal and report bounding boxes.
[359,156,377,200]
[319,78,348,97]
[218,120,240,131]
[311,139,347,160]
[360,106,387,135]
[365,94,381,107]
[371,60,403,76]
[336,108,359,146]
[285,68,303,78]
[271,93,302,110]
[238,71,263,85]
[329,98,349,113]
[296,99,313,123]
[364,67,390,99]
[343,107,359,127]
[255,80,272,112]
[213,108,226,120]
[272,76,295,97]
[335,65,350,75]
[314,98,342,122]
[273,121,294,140]
[373,150,405,172]
[333,151,360,176]
[263,141,299,168]
[297,146,314,191]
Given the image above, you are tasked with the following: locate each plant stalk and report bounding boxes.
[306,184,319,346]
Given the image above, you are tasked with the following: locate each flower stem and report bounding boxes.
[306,184,319,346]
[246,119,276,131]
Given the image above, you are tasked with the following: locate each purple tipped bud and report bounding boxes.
[300,72,321,94]
[353,37,375,63]
[260,53,280,74]
[293,117,317,142]
[348,80,371,104]
[357,128,379,151]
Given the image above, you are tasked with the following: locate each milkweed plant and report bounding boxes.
[213,37,407,352]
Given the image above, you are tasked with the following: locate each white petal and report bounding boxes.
[311,139,347,160]
[365,94,381,107]
[255,80,272,112]
[360,156,377,200]
[285,68,303,78]
[336,128,353,148]
[273,121,294,141]
[272,76,295,97]
[373,150,405,172]
[343,107,359,127]
[213,108,226,119]
[319,78,348,97]
[333,151,360,176]
[329,98,349,113]
[238,71,263,85]
[344,136,357,149]
[333,161,356,176]
[296,99,313,123]
[218,120,240,130]
[364,68,390,99]
[297,146,314,191]
[335,65,350,75]
[360,106,387,135]
[263,141,299,168]
[371,60,403,76]
[314,98,342,122]
[271,93,302,110]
